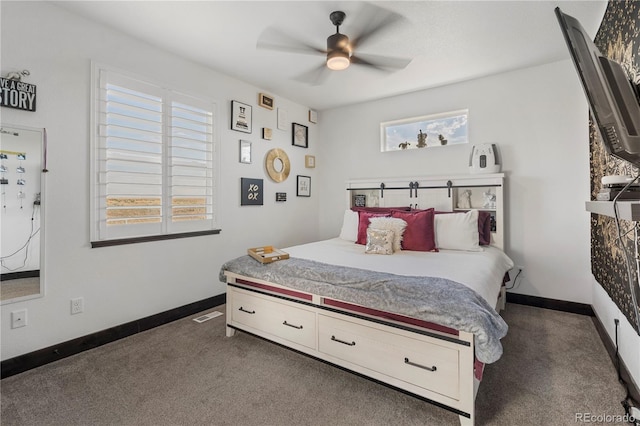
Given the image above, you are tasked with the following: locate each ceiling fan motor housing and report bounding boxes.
[327,33,350,54]
[326,33,351,70]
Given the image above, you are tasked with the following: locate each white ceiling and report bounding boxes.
[52,0,608,111]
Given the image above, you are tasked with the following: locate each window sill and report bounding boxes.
[91,229,221,248]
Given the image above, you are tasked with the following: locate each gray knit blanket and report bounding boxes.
[220,256,507,363]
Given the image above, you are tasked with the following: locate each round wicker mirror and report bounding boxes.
[265,148,290,182]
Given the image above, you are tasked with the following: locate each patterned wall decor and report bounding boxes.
[590,0,640,333]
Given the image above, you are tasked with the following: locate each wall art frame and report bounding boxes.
[305,155,315,168]
[239,140,252,164]
[297,175,311,197]
[258,93,274,110]
[231,100,252,133]
[240,177,263,206]
[292,122,308,148]
[277,108,287,130]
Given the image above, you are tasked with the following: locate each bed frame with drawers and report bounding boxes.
[225,174,507,425]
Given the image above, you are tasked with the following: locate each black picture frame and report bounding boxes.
[292,122,308,148]
[240,177,263,205]
[231,100,252,133]
[296,175,311,197]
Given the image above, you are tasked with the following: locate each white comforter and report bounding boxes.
[285,238,514,308]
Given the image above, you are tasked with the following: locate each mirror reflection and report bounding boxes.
[0,124,44,303]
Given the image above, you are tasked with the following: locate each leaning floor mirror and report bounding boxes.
[0,124,45,304]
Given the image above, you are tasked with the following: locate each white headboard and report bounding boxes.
[346,173,506,249]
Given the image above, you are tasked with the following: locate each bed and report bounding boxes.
[221,174,513,425]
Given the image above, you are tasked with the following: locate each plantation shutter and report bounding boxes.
[167,94,214,234]
[95,68,216,242]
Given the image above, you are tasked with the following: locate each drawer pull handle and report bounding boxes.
[282,321,303,330]
[238,307,255,314]
[331,335,356,346]
[404,357,437,372]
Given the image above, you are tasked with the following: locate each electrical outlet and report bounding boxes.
[11,309,27,328]
[630,405,640,418]
[70,297,84,315]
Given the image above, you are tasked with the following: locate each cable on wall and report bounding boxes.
[0,202,40,272]
[611,172,640,422]
[612,172,640,336]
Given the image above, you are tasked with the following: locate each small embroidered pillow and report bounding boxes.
[369,217,407,252]
[365,228,395,255]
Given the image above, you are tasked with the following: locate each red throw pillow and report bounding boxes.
[356,211,390,245]
[391,208,437,252]
[477,211,492,245]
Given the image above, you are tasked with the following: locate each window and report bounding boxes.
[91,65,219,246]
[380,109,469,152]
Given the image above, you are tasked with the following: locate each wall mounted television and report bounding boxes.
[555,7,640,167]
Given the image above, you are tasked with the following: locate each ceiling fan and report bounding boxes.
[257,5,412,85]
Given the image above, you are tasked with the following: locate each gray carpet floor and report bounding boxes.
[0,303,629,425]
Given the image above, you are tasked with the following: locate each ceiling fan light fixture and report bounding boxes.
[326,32,351,71]
[327,50,350,70]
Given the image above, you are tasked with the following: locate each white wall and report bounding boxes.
[1,1,319,360]
[592,279,640,387]
[318,60,592,304]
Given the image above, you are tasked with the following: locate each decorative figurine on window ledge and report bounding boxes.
[416,130,427,148]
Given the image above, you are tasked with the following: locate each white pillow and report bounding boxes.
[339,209,359,242]
[369,217,407,252]
[365,228,394,255]
[435,210,482,251]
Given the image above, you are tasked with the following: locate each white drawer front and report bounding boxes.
[318,314,460,399]
[231,289,316,349]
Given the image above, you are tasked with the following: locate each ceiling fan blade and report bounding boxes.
[349,4,406,50]
[351,53,412,71]
[293,64,331,86]
[257,27,326,56]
